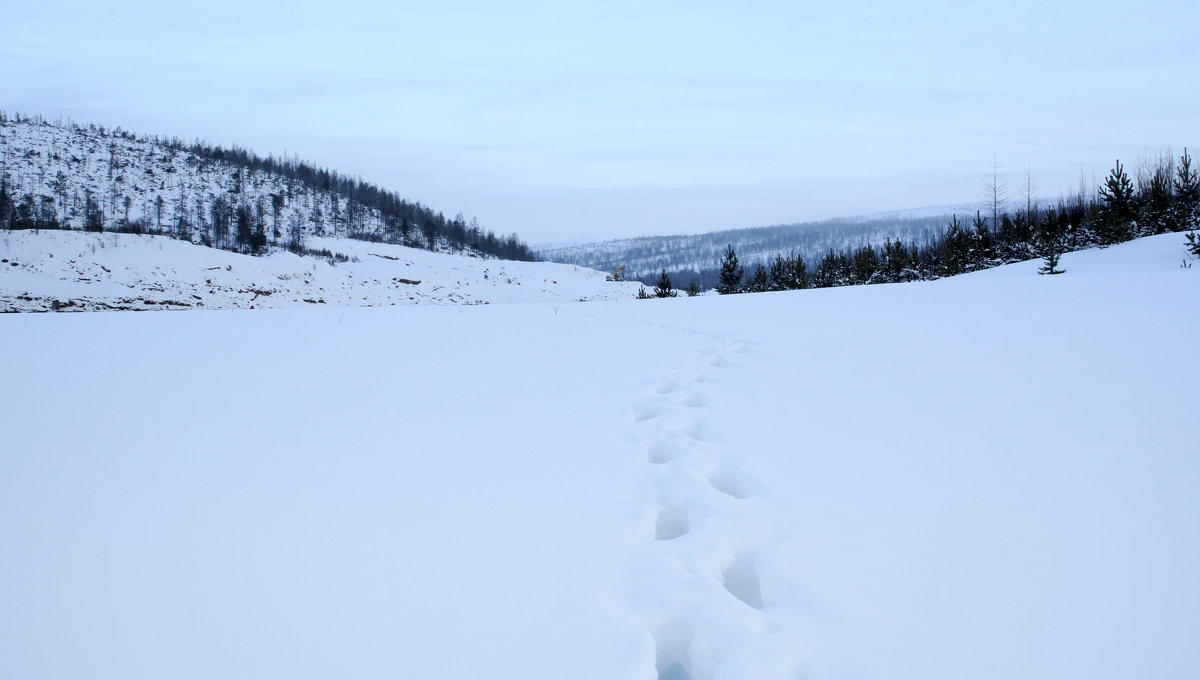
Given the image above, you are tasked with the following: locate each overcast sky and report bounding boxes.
[4,0,1198,244]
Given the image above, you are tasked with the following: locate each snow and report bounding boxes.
[0,230,643,310]
[1,233,1197,680]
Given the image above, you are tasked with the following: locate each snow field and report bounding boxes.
[1,232,1197,679]
[0,230,643,310]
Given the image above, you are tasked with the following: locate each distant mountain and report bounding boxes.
[537,214,958,289]
[0,112,535,261]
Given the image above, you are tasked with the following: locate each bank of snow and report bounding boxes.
[0,230,642,310]
[1,233,1196,680]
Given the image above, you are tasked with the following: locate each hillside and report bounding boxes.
[0,230,640,311]
[2,233,1196,680]
[0,114,534,261]
[537,214,954,287]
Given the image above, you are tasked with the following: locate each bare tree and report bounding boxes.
[1022,164,1037,225]
[985,155,1008,231]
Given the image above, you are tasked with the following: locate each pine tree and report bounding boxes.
[745,263,770,292]
[1137,156,1175,235]
[1096,159,1136,245]
[685,280,702,296]
[1174,148,1199,233]
[940,215,971,276]
[813,249,840,288]
[717,245,743,294]
[768,254,790,290]
[653,269,678,298]
[1036,209,1066,275]
[790,252,809,289]
[852,245,879,284]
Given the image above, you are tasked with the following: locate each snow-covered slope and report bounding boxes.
[0,115,534,260]
[0,230,642,310]
[2,234,1197,680]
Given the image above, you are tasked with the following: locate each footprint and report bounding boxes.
[655,620,693,680]
[708,469,751,499]
[723,552,764,610]
[679,418,707,441]
[646,439,684,464]
[678,392,708,408]
[654,380,677,395]
[655,505,690,540]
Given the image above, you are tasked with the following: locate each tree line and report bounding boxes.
[699,151,1199,295]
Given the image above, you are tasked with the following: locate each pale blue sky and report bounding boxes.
[5,0,1198,243]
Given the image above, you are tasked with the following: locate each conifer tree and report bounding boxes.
[0,177,11,230]
[746,263,770,292]
[1174,148,1199,233]
[685,280,702,296]
[1096,159,1136,245]
[1036,209,1066,275]
[653,269,678,298]
[940,215,971,276]
[790,252,809,289]
[768,254,790,291]
[717,245,743,294]
[1137,156,1175,235]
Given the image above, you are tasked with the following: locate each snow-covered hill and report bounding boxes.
[536,214,951,288]
[2,234,1197,680]
[0,230,641,311]
[0,114,534,260]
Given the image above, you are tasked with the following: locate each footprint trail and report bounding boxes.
[624,335,798,679]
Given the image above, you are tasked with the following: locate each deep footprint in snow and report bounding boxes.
[655,505,690,540]
[654,380,677,395]
[708,469,751,500]
[722,552,764,610]
[655,620,694,680]
[678,392,708,408]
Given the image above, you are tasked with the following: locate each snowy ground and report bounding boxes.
[2,234,1197,679]
[0,230,642,311]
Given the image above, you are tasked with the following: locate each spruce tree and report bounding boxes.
[1036,209,1066,275]
[746,263,770,292]
[1185,231,1200,258]
[1174,148,1199,233]
[1138,159,1175,235]
[790,252,809,289]
[940,215,971,276]
[685,280,702,296]
[768,255,790,290]
[653,269,678,298]
[717,245,743,294]
[1096,159,1136,245]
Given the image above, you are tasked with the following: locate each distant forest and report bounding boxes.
[539,215,954,290]
[0,112,536,262]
